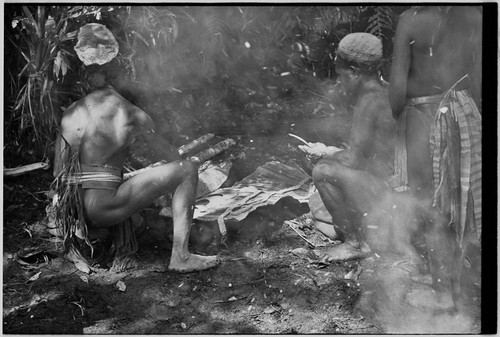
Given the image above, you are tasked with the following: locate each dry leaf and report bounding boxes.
[263,306,277,314]
[28,271,41,282]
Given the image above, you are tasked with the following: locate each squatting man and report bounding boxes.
[299,33,401,262]
[52,63,219,273]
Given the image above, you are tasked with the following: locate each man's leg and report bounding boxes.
[312,160,358,241]
[406,109,455,294]
[312,160,390,260]
[84,160,218,272]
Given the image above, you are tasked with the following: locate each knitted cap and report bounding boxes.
[336,33,382,66]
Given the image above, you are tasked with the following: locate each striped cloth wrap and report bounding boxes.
[394,89,482,246]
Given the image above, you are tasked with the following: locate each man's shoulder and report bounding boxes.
[400,6,481,25]
[359,86,389,104]
[398,7,421,24]
[61,98,87,119]
[398,6,441,28]
[357,87,390,115]
[61,90,112,123]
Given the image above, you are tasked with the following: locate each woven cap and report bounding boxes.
[337,33,382,66]
[74,23,119,66]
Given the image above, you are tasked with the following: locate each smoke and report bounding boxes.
[381,305,475,334]
[361,190,422,260]
[357,189,478,333]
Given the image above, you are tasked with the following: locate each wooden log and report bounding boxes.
[178,133,214,156]
[124,138,236,180]
[188,139,236,164]
[123,160,168,180]
[4,162,50,177]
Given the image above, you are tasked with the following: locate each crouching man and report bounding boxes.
[300,33,398,261]
[52,66,219,273]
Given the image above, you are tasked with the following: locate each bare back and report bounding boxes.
[56,86,153,173]
[337,81,395,178]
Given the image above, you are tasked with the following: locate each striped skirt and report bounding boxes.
[394,90,482,246]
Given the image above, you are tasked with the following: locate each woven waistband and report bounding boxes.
[62,164,122,190]
[406,89,470,106]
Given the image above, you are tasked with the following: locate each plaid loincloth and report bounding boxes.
[51,142,138,272]
[394,89,482,246]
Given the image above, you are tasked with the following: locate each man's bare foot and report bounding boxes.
[313,220,339,240]
[314,241,371,262]
[168,254,219,273]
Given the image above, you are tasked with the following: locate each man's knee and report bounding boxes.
[312,160,343,185]
[178,159,198,176]
[165,159,198,182]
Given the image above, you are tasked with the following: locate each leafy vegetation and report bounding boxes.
[5,5,117,161]
[4,5,408,165]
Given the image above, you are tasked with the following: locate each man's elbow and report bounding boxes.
[389,93,404,119]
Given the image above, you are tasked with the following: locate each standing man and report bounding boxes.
[53,65,219,273]
[300,33,399,261]
[389,6,482,305]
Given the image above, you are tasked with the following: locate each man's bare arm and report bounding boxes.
[389,11,413,119]
[332,95,377,169]
[134,109,181,162]
[143,129,182,163]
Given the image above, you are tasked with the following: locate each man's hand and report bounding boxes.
[298,142,328,159]
[143,129,181,163]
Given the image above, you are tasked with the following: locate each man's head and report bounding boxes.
[86,61,130,90]
[334,33,383,92]
[86,65,108,88]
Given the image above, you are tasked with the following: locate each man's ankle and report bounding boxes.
[345,239,361,248]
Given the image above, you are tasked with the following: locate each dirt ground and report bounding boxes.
[3,109,482,334]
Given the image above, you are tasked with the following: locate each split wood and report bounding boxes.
[124,136,235,180]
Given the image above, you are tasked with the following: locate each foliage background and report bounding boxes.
[4,5,409,166]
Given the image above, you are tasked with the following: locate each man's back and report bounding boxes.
[58,87,146,170]
[363,87,395,176]
[345,82,395,178]
[403,6,482,98]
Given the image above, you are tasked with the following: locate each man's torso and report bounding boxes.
[405,6,481,97]
[61,86,143,169]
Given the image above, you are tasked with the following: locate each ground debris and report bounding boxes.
[263,304,281,314]
[291,247,310,257]
[116,280,127,292]
[27,272,42,282]
[344,266,363,281]
[3,124,481,334]
[214,295,246,303]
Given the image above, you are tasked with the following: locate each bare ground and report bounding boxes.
[3,110,482,334]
